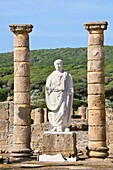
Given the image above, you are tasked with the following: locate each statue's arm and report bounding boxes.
[45,75,53,95]
[68,74,74,95]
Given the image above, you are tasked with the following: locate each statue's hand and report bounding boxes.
[69,88,74,95]
[46,87,54,95]
[54,87,64,92]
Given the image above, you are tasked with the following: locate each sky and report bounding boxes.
[0,0,113,53]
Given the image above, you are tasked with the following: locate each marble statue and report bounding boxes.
[45,59,73,132]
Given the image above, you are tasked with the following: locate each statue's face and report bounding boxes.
[54,62,63,72]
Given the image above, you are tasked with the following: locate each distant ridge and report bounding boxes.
[0,46,113,105]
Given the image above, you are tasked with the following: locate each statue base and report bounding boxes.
[43,131,77,158]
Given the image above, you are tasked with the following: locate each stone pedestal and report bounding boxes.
[43,131,77,158]
[9,24,33,158]
[84,21,108,158]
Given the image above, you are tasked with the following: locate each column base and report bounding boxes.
[10,147,32,161]
[11,152,31,158]
[10,151,32,162]
[86,146,109,158]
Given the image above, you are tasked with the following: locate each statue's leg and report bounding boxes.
[57,125,63,132]
[51,127,57,131]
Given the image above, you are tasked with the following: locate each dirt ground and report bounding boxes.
[0,157,113,170]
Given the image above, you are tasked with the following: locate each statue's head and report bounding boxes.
[54,59,63,72]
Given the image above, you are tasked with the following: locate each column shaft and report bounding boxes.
[84,21,108,158]
[9,24,33,158]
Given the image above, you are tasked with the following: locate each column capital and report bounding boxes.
[84,21,108,31]
[9,24,33,34]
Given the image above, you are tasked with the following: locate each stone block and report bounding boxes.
[14,104,31,125]
[88,84,105,95]
[34,108,44,125]
[108,125,113,132]
[14,77,30,92]
[88,46,104,60]
[76,131,88,149]
[0,145,8,153]
[0,102,9,120]
[88,60,104,72]
[31,142,37,151]
[33,123,48,132]
[108,144,113,158]
[9,102,14,117]
[109,132,113,142]
[14,62,30,76]
[88,94,105,110]
[14,92,30,104]
[31,123,48,150]
[88,141,106,149]
[88,109,105,125]
[0,121,8,132]
[14,33,29,47]
[89,126,106,141]
[89,150,108,158]
[0,132,8,145]
[9,117,14,125]
[13,126,30,146]
[43,132,77,157]
[88,33,103,46]
[31,109,35,121]
[14,48,30,62]
[31,131,38,142]
[108,143,113,151]
[88,72,104,84]
[78,106,86,120]
[31,131,43,152]
[12,143,31,152]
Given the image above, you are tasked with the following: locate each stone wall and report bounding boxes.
[0,101,112,156]
[0,102,14,153]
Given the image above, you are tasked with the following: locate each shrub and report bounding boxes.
[0,87,9,101]
[73,98,87,111]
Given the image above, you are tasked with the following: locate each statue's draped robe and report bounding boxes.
[45,70,73,130]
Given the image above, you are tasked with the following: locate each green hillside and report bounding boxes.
[0,46,113,108]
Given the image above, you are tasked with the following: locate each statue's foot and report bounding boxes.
[51,127,57,132]
[57,125,63,132]
[64,128,70,132]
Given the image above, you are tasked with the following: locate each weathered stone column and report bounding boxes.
[9,24,33,158]
[84,21,108,158]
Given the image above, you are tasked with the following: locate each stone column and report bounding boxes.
[84,21,108,158]
[9,24,33,158]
